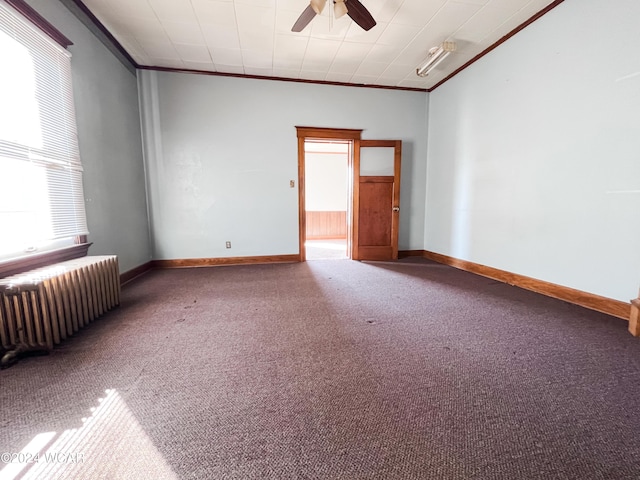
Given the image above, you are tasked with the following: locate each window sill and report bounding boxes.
[0,242,92,279]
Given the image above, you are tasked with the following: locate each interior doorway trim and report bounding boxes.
[295,126,362,262]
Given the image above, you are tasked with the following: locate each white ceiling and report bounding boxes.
[81,0,557,90]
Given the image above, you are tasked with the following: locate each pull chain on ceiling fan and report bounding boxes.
[291,0,376,33]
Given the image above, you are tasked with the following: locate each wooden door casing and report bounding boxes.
[296,126,361,261]
[296,128,400,262]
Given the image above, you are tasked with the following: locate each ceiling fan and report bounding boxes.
[291,0,377,32]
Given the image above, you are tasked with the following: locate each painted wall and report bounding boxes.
[139,70,428,259]
[26,0,151,273]
[305,153,347,212]
[426,0,640,302]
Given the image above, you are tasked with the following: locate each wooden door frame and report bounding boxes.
[296,126,362,262]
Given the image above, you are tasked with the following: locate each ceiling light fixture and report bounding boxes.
[292,0,376,33]
[416,41,457,77]
[334,0,348,19]
[310,0,327,14]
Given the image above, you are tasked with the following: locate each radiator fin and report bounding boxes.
[0,256,119,363]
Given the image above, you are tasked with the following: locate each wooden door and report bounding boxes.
[352,140,401,261]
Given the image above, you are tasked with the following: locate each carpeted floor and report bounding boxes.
[1,258,639,479]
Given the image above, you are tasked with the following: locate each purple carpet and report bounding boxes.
[1,258,639,479]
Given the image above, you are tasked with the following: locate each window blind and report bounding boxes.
[0,1,88,259]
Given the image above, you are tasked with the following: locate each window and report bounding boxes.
[0,1,88,264]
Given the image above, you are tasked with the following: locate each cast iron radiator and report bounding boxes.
[0,255,119,367]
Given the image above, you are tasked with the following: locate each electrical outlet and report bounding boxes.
[225,241,231,248]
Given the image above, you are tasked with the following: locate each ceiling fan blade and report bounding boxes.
[291,5,317,32]
[345,0,376,31]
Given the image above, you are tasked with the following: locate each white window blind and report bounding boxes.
[0,1,88,260]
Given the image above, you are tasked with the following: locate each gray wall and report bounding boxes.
[139,71,428,259]
[26,0,151,273]
[425,0,640,302]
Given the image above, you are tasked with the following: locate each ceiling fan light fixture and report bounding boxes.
[334,0,348,18]
[416,41,456,77]
[292,0,375,33]
[310,0,327,15]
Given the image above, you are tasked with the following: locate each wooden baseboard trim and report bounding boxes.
[153,254,300,269]
[423,250,631,321]
[120,261,153,286]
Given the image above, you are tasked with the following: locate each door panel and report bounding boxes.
[358,178,393,245]
[352,140,401,261]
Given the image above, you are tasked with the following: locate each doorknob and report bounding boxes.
[392,206,400,212]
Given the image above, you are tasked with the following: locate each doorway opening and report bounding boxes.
[304,140,351,260]
[296,126,362,262]
[296,126,401,262]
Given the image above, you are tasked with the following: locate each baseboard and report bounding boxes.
[123,252,631,323]
[120,261,153,286]
[120,255,301,285]
[422,250,631,321]
[153,254,300,269]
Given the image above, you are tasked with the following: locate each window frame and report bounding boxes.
[0,0,89,279]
